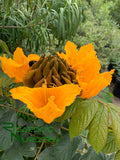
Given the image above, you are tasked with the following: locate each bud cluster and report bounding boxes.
[23,54,77,88]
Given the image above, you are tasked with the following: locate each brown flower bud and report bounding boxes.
[23,54,77,88]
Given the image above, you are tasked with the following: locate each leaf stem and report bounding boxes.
[95,99,110,109]
[0,104,36,118]
[59,125,87,138]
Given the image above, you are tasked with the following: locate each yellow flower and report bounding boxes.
[10,84,80,123]
[10,53,81,123]
[2,41,114,123]
[0,47,40,82]
[57,41,115,98]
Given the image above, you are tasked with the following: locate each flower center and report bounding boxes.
[23,54,77,88]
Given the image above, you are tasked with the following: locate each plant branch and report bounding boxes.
[59,126,69,131]
[34,142,45,160]
[0,18,54,29]
[0,21,45,29]
[0,104,36,118]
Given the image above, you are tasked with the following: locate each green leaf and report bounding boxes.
[54,134,82,160]
[34,119,45,127]
[110,108,120,149]
[0,39,10,54]
[38,134,82,160]
[80,147,114,160]
[1,147,24,160]
[99,89,113,103]
[115,150,120,160]
[56,98,82,121]
[0,77,6,87]
[59,8,65,40]
[2,133,37,159]
[17,141,37,157]
[69,99,99,138]
[89,103,109,152]
[5,77,15,87]
[72,153,81,160]
[6,0,13,16]
[0,108,5,119]
[102,131,118,154]
[0,87,3,96]
[0,110,17,150]
[26,13,47,26]
[37,147,55,160]
[109,103,120,114]
[18,118,27,127]
[42,124,58,140]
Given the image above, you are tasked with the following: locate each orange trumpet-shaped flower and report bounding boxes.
[0,47,40,82]
[57,41,115,98]
[10,84,81,123]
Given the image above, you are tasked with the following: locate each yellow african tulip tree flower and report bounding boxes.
[0,47,40,82]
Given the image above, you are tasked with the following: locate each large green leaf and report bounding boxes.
[110,108,120,149]
[0,110,17,150]
[54,134,82,160]
[56,98,82,121]
[37,147,55,160]
[80,147,114,160]
[69,99,99,138]
[38,134,82,160]
[1,147,24,160]
[109,103,120,114]
[99,88,113,103]
[115,150,120,160]
[89,103,109,152]
[102,131,118,154]
[42,124,58,140]
[1,135,37,159]
[17,140,37,157]
[72,153,81,160]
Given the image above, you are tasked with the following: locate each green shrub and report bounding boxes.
[73,1,120,72]
[110,0,120,26]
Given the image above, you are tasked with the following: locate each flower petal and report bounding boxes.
[0,48,40,82]
[10,84,81,123]
[13,47,27,64]
[0,55,29,82]
[13,47,40,64]
[78,43,96,59]
[28,54,40,62]
[32,96,64,123]
[78,69,115,98]
[57,41,98,71]
[76,56,101,83]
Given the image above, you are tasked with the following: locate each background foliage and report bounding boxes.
[0,0,86,53]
